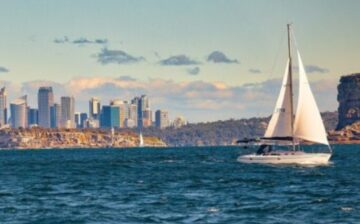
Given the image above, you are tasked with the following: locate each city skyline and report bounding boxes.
[1,0,360,121]
[2,85,178,129]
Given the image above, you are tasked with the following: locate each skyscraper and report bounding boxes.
[110,99,129,128]
[38,87,54,128]
[155,110,169,129]
[10,95,28,128]
[142,108,152,127]
[131,97,141,128]
[100,105,120,128]
[128,103,137,127]
[0,87,7,127]
[50,103,61,128]
[133,95,150,129]
[28,108,38,126]
[89,97,101,120]
[61,96,75,128]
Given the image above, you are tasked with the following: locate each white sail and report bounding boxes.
[139,132,144,147]
[293,51,329,145]
[264,60,293,138]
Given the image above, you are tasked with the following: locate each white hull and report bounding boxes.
[238,152,331,165]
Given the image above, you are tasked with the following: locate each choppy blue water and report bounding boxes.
[0,145,359,224]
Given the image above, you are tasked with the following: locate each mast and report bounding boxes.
[287,24,296,150]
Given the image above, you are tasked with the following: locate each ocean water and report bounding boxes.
[0,145,359,224]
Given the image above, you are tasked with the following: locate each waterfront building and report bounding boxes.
[80,113,88,128]
[155,110,169,129]
[38,87,54,128]
[128,102,138,127]
[110,99,129,127]
[100,105,120,128]
[10,95,28,128]
[124,118,136,128]
[61,96,75,128]
[50,103,61,128]
[0,87,7,127]
[89,97,101,120]
[75,112,81,128]
[28,108,38,126]
[142,108,152,127]
[84,118,99,128]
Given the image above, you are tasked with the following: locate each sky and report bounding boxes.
[0,0,359,122]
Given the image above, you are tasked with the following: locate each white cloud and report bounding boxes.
[0,77,337,122]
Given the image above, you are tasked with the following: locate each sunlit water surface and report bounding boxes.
[0,145,359,223]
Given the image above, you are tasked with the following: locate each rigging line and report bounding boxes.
[268,27,287,80]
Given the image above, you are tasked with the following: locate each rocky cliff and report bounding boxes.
[328,121,360,144]
[337,73,360,130]
[0,128,166,149]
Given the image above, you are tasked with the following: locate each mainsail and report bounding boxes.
[264,60,293,138]
[293,51,329,145]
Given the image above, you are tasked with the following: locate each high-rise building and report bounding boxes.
[80,113,88,128]
[0,87,7,127]
[89,97,101,120]
[28,108,38,126]
[110,99,129,128]
[126,103,137,128]
[100,105,120,128]
[50,103,61,128]
[142,108,152,127]
[155,110,169,129]
[10,95,28,128]
[133,95,150,129]
[75,112,81,128]
[61,96,75,128]
[38,87,54,128]
[75,112,88,128]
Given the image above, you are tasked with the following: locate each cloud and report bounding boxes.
[10,76,336,122]
[116,75,137,81]
[159,55,200,66]
[249,68,261,74]
[187,67,200,75]
[96,48,145,65]
[54,36,69,44]
[305,65,329,74]
[0,67,9,73]
[207,51,239,64]
[54,37,108,45]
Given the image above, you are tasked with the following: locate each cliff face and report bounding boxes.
[337,73,360,130]
[0,128,166,149]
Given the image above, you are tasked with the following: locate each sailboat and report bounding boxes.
[139,131,144,147]
[238,24,332,165]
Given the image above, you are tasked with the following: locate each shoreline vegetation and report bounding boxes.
[0,128,166,149]
[1,111,359,149]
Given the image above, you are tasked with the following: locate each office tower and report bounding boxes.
[75,112,88,128]
[38,87,54,128]
[0,87,7,126]
[28,108,38,126]
[131,97,140,127]
[155,110,169,129]
[61,96,75,128]
[133,95,149,129]
[50,103,61,128]
[80,113,88,128]
[10,95,28,128]
[110,99,129,128]
[100,105,120,128]
[89,97,101,120]
[128,103,137,128]
[142,108,152,127]
[75,112,81,128]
